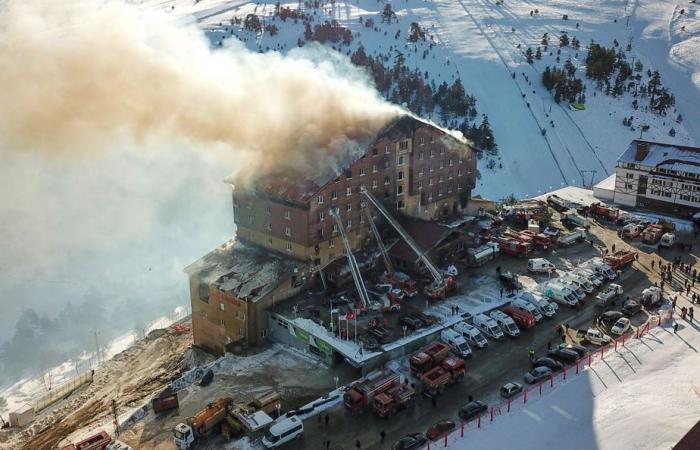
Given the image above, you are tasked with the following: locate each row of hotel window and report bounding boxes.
[343,155,468,180]
[623,165,700,180]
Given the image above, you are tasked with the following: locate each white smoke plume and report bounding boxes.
[0,0,401,180]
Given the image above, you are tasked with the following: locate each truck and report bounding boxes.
[489,310,520,337]
[473,313,504,340]
[453,322,488,348]
[547,194,569,212]
[540,282,578,307]
[440,329,472,358]
[495,237,532,258]
[520,292,557,318]
[467,242,500,267]
[502,306,536,329]
[420,356,466,396]
[619,223,644,240]
[152,389,179,414]
[344,370,400,415]
[510,297,543,322]
[588,202,621,223]
[174,394,278,449]
[603,251,638,271]
[409,342,451,376]
[557,227,587,246]
[641,224,664,244]
[596,284,623,306]
[560,210,590,229]
[60,431,112,450]
[520,230,552,250]
[372,384,415,418]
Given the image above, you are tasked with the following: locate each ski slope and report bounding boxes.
[135,0,699,200]
[443,321,700,450]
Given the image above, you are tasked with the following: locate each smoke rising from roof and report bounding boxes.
[0,0,401,180]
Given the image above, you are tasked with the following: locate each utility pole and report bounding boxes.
[111,399,120,437]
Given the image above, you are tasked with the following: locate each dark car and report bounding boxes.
[524,366,553,384]
[547,347,579,364]
[600,310,624,326]
[392,433,427,450]
[532,356,564,372]
[565,344,588,358]
[399,314,423,330]
[500,382,523,399]
[622,301,642,316]
[499,271,523,291]
[426,419,456,440]
[359,335,379,351]
[411,312,437,327]
[458,400,488,421]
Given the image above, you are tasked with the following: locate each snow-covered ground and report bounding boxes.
[441,319,700,450]
[134,0,699,200]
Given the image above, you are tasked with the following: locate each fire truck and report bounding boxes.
[409,341,451,376]
[343,370,401,415]
[372,384,416,418]
[421,355,466,396]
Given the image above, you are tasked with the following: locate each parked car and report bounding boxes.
[600,311,624,326]
[596,284,623,307]
[584,328,612,346]
[399,314,423,330]
[531,357,563,372]
[622,301,642,316]
[524,366,552,384]
[392,433,427,450]
[611,317,631,335]
[547,347,579,364]
[426,419,456,441]
[500,382,523,399]
[411,312,438,327]
[458,401,488,421]
[565,344,588,358]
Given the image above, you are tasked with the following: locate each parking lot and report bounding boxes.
[289,216,698,450]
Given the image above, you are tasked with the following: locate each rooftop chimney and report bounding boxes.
[635,141,650,161]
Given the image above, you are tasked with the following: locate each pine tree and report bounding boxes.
[559,33,569,47]
[479,115,496,151]
[535,47,542,60]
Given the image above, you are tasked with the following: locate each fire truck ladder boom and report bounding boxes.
[362,207,395,278]
[329,208,371,309]
[360,187,443,286]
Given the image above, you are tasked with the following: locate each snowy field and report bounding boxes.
[134,0,699,200]
[440,320,700,450]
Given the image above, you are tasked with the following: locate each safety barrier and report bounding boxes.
[423,315,662,449]
[33,370,94,412]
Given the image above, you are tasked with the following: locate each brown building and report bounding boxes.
[188,115,478,354]
[232,115,478,267]
[185,240,307,355]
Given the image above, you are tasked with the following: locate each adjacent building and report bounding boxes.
[612,140,700,218]
[186,114,478,354]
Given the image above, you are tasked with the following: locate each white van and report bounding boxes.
[453,322,488,348]
[441,329,472,358]
[541,282,578,306]
[262,416,304,448]
[520,292,556,318]
[473,313,504,340]
[562,273,594,294]
[584,258,616,280]
[659,233,675,248]
[527,258,556,274]
[106,442,133,450]
[510,298,543,322]
[573,268,604,287]
[557,278,585,300]
[489,310,520,337]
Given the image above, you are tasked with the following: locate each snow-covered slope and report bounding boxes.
[443,322,700,450]
[135,0,699,200]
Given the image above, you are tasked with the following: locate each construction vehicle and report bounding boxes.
[557,227,586,246]
[173,393,278,449]
[60,431,112,450]
[520,230,552,250]
[409,341,451,376]
[502,306,536,329]
[494,236,532,258]
[367,284,401,312]
[604,250,638,271]
[372,384,416,418]
[360,187,456,300]
[466,242,500,267]
[641,224,664,244]
[421,355,466,396]
[588,202,621,223]
[329,208,373,311]
[343,370,400,415]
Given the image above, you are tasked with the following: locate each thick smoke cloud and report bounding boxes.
[0,0,399,382]
[0,0,401,180]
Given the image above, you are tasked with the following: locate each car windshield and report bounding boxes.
[264,431,280,443]
[173,430,185,440]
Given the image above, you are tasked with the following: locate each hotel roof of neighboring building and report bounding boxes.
[619,140,700,174]
[184,239,303,303]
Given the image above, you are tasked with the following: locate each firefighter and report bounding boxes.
[528,348,535,361]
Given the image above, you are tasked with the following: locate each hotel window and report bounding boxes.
[397,155,405,166]
[440,147,445,155]
[399,141,409,151]
[318,211,325,222]
[346,187,352,197]
[429,178,433,186]
[372,179,378,189]
[360,214,365,224]
[265,206,271,215]
[439,160,444,169]
[398,171,404,181]
[430,149,434,158]
[430,136,435,143]
[347,219,352,228]
[331,191,338,200]
[397,184,404,195]
[419,137,425,145]
[284,210,291,220]
[384,176,390,185]
[286,242,292,252]
[385,145,390,154]
[346,203,352,212]
[372,164,378,173]
[360,167,366,176]
[418,180,423,189]
[397,200,405,209]
[449,171,453,180]
[248,215,253,225]
[438,188,443,196]
[329,238,335,247]
[285,226,291,236]
[219,303,225,311]
[449,159,453,166]
[317,195,324,205]
[246,200,252,209]
[419,168,424,177]
[266,222,272,230]
[439,175,444,183]
[333,224,338,234]
[372,147,378,156]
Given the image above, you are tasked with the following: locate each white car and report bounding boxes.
[596,284,623,306]
[610,317,631,336]
[584,328,612,345]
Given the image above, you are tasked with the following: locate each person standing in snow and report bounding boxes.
[689,307,694,322]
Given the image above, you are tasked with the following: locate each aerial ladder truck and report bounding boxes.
[360,187,456,300]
